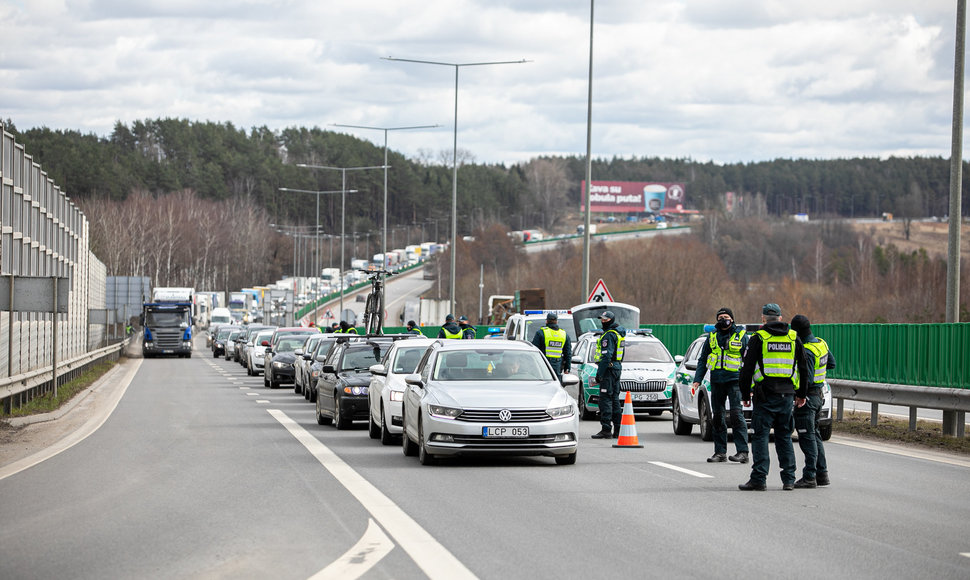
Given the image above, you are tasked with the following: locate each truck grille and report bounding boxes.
[153,329,184,349]
[457,409,551,423]
[619,379,667,392]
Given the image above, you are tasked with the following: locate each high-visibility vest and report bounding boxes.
[595,329,625,362]
[706,329,746,372]
[753,329,797,385]
[441,327,462,339]
[540,327,567,359]
[803,338,830,386]
[408,327,423,336]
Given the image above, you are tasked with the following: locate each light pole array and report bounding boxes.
[296,163,387,324]
[331,123,438,269]
[279,187,346,309]
[382,56,527,315]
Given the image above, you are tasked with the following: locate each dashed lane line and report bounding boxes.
[308,518,394,580]
[649,461,714,478]
[268,409,477,580]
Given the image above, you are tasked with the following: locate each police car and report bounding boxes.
[503,310,576,344]
[671,326,833,441]
[569,329,679,420]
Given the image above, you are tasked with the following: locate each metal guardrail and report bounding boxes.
[830,378,969,437]
[0,340,127,414]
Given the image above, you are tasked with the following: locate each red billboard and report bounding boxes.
[580,181,686,213]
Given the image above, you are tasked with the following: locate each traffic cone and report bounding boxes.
[612,391,643,448]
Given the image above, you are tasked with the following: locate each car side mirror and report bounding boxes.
[674,355,684,364]
[571,356,582,364]
[561,374,580,387]
[322,364,336,374]
[369,364,387,376]
[685,362,696,371]
[295,349,304,356]
[404,373,423,387]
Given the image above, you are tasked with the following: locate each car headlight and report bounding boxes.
[429,405,462,419]
[546,405,575,419]
[273,361,290,369]
[343,386,369,395]
[389,390,404,402]
[311,370,320,379]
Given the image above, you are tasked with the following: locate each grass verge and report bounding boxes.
[0,361,117,419]
[832,410,970,456]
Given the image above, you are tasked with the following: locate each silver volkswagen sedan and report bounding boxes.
[401,340,580,466]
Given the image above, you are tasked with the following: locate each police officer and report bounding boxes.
[337,320,358,334]
[591,311,625,439]
[458,315,476,339]
[437,314,463,339]
[531,312,572,383]
[738,303,809,491]
[693,307,750,464]
[406,320,423,335]
[790,314,836,488]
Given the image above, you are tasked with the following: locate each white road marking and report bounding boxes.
[239,387,250,390]
[256,400,270,404]
[309,518,394,580]
[268,409,477,580]
[831,436,970,468]
[649,461,714,478]
[245,393,258,396]
[961,552,970,558]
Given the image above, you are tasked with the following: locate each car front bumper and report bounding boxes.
[422,413,578,458]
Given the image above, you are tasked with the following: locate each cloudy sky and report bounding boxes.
[0,1,965,165]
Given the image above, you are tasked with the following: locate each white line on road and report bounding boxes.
[961,552,970,559]
[268,409,477,580]
[309,518,394,580]
[649,461,714,478]
[246,393,258,396]
[256,400,270,404]
[830,436,970,468]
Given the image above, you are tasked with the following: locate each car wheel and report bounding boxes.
[293,380,301,395]
[555,451,577,465]
[247,364,253,376]
[368,410,380,439]
[309,384,317,403]
[304,382,311,400]
[672,393,693,436]
[698,397,713,442]
[819,423,832,441]
[213,351,218,358]
[579,390,595,421]
[402,412,418,457]
[264,373,270,388]
[316,402,332,426]
[418,419,435,465]
[334,393,349,430]
[380,405,395,445]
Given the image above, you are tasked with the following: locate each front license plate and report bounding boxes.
[630,392,658,402]
[483,426,529,438]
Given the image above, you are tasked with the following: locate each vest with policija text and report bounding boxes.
[540,326,567,359]
[753,328,797,386]
[706,329,746,372]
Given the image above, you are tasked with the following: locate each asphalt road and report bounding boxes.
[1,343,969,579]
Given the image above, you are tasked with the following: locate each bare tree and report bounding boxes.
[522,158,569,231]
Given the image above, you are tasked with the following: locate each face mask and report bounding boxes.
[601,319,610,329]
[715,318,732,330]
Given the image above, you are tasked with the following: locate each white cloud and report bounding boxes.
[0,0,966,165]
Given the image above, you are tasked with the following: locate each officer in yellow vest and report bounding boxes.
[790,314,836,488]
[531,312,572,383]
[591,311,626,439]
[738,303,810,491]
[406,320,423,335]
[337,320,358,334]
[693,307,750,464]
[437,314,463,339]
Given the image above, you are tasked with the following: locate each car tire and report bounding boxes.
[579,391,596,421]
[380,405,395,445]
[213,351,218,358]
[247,364,253,376]
[368,411,380,439]
[402,413,418,457]
[264,373,270,388]
[418,420,435,465]
[334,394,349,430]
[555,451,577,465]
[672,393,693,436]
[309,384,317,403]
[316,404,332,426]
[819,423,832,441]
[698,397,713,442]
[294,380,301,395]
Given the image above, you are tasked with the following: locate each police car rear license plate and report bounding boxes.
[483,426,529,438]
[631,392,658,402]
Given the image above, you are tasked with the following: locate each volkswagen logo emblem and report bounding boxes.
[498,409,512,422]
[637,375,644,381]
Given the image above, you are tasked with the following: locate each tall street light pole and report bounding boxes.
[582,0,596,301]
[297,164,387,325]
[331,123,439,270]
[383,56,528,315]
[279,188,345,310]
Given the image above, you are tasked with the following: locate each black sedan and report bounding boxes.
[264,335,308,389]
[315,340,390,429]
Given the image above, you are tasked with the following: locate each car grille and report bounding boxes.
[456,409,551,423]
[619,379,667,392]
[447,434,565,445]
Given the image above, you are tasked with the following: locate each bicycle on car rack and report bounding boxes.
[361,268,394,335]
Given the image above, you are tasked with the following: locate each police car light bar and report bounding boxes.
[523,310,572,315]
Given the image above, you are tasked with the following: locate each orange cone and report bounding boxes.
[612,391,643,448]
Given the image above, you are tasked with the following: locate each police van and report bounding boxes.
[503,310,576,344]
[671,326,833,441]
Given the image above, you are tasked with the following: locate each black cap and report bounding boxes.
[790,314,811,337]
[407,320,417,327]
[762,303,781,316]
[716,307,734,319]
[458,315,468,322]
[600,310,615,320]
[445,314,455,322]
[546,312,558,321]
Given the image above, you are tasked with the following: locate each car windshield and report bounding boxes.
[276,338,305,352]
[524,318,577,342]
[391,345,428,374]
[216,327,234,339]
[255,332,273,345]
[341,346,384,371]
[621,341,674,363]
[432,349,554,382]
[315,340,337,361]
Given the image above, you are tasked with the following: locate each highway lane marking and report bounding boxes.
[649,461,714,478]
[256,400,270,404]
[830,436,970,468]
[246,393,259,396]
[0,359,143,481]
[309,518,394,580]
[269,409,477,580]
[961,553,970,559]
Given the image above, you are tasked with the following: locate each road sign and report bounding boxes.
[324,307,334,319]
[587,279,613,303]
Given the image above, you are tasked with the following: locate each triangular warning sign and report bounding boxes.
[588,279,613,303]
